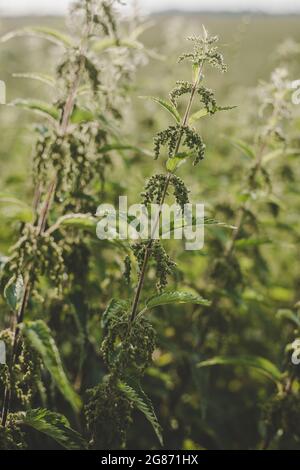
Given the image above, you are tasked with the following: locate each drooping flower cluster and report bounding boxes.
[0,417,27,450]
[0,330,42,409]
[152,240,177,292]
[85,299,156,449]
[8,224,66,295]
[170,81,193,107]
[70,0,120,42]
[141,174,168,205]
[85,375,132,450]
[123,255,131,285]
[33,121,110,209]
[131,240,176,292]
[169,174,190,210]
[170,80,231,116]
[142,173,189,210]
[101,307,156,377]
[154,125,206,165]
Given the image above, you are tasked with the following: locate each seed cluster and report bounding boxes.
[8,224,66,295]
[198,86,218,114]
[170,82,219,116]
[257,68,293,146]
[33,126,53,187]
[131,239,176,292]
[178,33,227,72]
[86,301,156,449]
[152,240,177,292]
[0,330,42,408]
[170,81,193,107]
[141,174,189,210]
[181,126,206,165]
[131,241,148,272]
[248,164,272,192]
[101,310,156,377]
[123,255,131,285]
[83,55,101,95]
[154,126,181,159]
[0,417,26,450]
[57,48,85,93]
[154,125,206,165]
[141,174,168,205]
[170,174,189,210]
[85,375,132,450]
[33,121,110,208]
[72,0,120,42]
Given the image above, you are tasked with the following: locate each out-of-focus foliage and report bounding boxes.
[0,5,300,450]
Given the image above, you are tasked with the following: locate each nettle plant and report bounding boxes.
[84,28,233,449]
[0,0,151,450]
[195,66,300,448]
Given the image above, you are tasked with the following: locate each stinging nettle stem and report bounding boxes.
[1,15,94,428]
[130,61,205,322]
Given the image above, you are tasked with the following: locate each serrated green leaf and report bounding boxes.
[13,73,56,88]
[71,107,94,124]
[48,214,130,253]
[10,99,60,121]
[0,194,32,207]
[101,298,129,330]
[166,153,189,173]
[92,37,143,53]
[166,152,191,172]
[197,356,282,383]
[262,148,300,164]
[19,408,86,449]
[166,158,179,173]
[22,320,81,412]
[98,144,153,158]
[1,27,73,47]
[48,214,97,234]
[139,96,181,123]
[145,291,211,310]
[60,216,96,230]
[119,380,163,446]
[0,194,34,223]
[160,216,236,238]
[226,137,256,160]
[189,108,208,123]
[4,275,24,312]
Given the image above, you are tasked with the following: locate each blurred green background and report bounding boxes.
[1,11,300,449]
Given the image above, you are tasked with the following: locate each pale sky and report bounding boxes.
[0,0,300,15]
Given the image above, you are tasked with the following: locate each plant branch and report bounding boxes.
[130,62,205,322]
[1,16,94,428]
